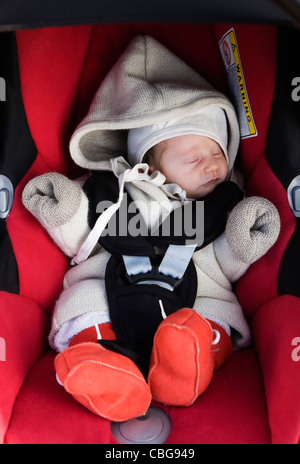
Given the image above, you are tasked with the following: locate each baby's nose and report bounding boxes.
[204,157,218,172]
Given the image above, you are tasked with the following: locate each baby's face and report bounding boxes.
[148,134,228,199]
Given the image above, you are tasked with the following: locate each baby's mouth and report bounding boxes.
[203,177,219,186]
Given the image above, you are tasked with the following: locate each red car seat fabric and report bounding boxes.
[5,349,270,444]
[0,292,49,444]
[1,22,299,444]
[253,295,300,445]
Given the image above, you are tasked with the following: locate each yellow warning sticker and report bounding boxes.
[219,29,257,139]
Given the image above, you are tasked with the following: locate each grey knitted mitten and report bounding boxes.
[225,196,280,264]
[22,172,83,229]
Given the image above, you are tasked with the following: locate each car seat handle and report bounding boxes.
[0,175,14,219]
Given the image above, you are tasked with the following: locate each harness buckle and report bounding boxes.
[123,244,197,291]
[125,264,183,291]
[0,175,14,219]
[287,175,300,217]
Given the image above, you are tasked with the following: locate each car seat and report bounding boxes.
[0,1,299,445]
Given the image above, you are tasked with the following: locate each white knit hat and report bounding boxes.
[127,106,228,167]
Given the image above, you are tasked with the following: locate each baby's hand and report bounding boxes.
[22,173,83,229]
[225,196,280,263]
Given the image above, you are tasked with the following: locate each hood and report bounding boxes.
[69,35,240,175]
[69,35,241,266]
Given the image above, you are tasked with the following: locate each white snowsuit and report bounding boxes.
[22,36,280,353]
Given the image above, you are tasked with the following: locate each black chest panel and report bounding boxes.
[83,172,243,256]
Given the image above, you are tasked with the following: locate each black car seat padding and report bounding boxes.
[265,27,300,297]
[0,32,37,293]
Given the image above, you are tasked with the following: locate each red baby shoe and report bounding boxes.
[55,335,151,422]
[148,308,232,407]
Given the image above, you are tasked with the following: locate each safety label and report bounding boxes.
[219,29,257,139]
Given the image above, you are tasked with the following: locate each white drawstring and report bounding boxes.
[71,163,153,266]
[71,169,129,265]
[159,299,167,320]
[94,324,102,340]
[211,329,221,345]
[56,373,63,386]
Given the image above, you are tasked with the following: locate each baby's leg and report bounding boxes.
[51,272,151,421]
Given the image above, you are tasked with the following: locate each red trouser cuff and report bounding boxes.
[69,322,116,347]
